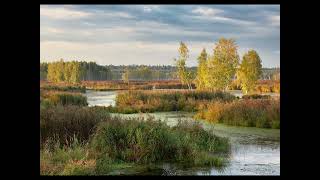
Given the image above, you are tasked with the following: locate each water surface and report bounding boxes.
[85,90,280,175]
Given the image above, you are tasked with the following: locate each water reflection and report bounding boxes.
[85,90,117,107]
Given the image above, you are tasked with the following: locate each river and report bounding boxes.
[84,90,280,175]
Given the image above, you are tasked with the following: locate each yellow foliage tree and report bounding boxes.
[237,50,262,94]
[195,48,208,90]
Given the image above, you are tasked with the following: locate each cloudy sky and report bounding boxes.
[40,5,280,67]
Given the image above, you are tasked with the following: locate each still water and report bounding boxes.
[85,90,117,107]
[84,90,280,175]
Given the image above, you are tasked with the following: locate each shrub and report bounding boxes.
[194,99,280,129]
[40,139,96,175]
[41,85,86,93]
[80,80,195,91]
[114,90,236,113]
[40,91,88,107]
[40,106,107,145]
[242,94,271,99]
[90,116,230,166]
[255,80,280,93]
[41,115,231,175]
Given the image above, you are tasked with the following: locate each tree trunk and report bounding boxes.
[187,83,191,90]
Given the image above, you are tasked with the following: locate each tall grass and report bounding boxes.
[41,85,86,93]
[255,80,280,93]
[227,80,280,93]
[40,112,230,175]
[194,99,280,129]
[90,116,230,168]
[242,94,271,99]
[41,80,196,91]
[40,90,88,107]
[40,106,107,146]
[40,138,96,175]
[82,80,196,91]
[114,90,236,113]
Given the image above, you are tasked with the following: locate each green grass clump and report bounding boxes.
[90,116,230,166]
[194,99,280,129]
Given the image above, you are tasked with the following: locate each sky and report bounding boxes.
[40,5,280,67]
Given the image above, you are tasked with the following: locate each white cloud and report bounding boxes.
[40,6,92,19]
[269,15,280,26]
[143,6,152,12]
[40,5,279,67]
[90,9,133,19]
[41,40,279,67]
[192,7,223,16]
[191,7,255,26]
[40,40,215,66]
[46,27,64,34]
[40,6,134,20]
[103,12,133,19]
[142,5,160,12]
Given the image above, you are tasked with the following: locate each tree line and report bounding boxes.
[40,39,279,89]
[40,61,191,81]
[176,38,278,94]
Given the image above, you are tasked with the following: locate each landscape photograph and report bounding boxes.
[40,4,280,175]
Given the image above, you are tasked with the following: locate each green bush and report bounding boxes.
[90,116,230,166]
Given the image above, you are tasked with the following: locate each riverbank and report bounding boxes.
[108,112,280,175]
[40,106,231,175]
[40,87,280,175]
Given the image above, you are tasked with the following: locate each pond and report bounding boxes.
[84,90,280,175]
[85,90,117,107]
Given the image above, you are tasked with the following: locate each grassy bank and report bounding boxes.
[194,99,280,129]
[83,80,196,91]
[112,90,236,113]
[41,80,197,91]
[41,85,86,93]
[228,80,280,93]
[255,80,280,93]
[40,90,88,107]
[40,106,230,175]
[40,106,108,145]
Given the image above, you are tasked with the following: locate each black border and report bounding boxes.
[7,0,304,177]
